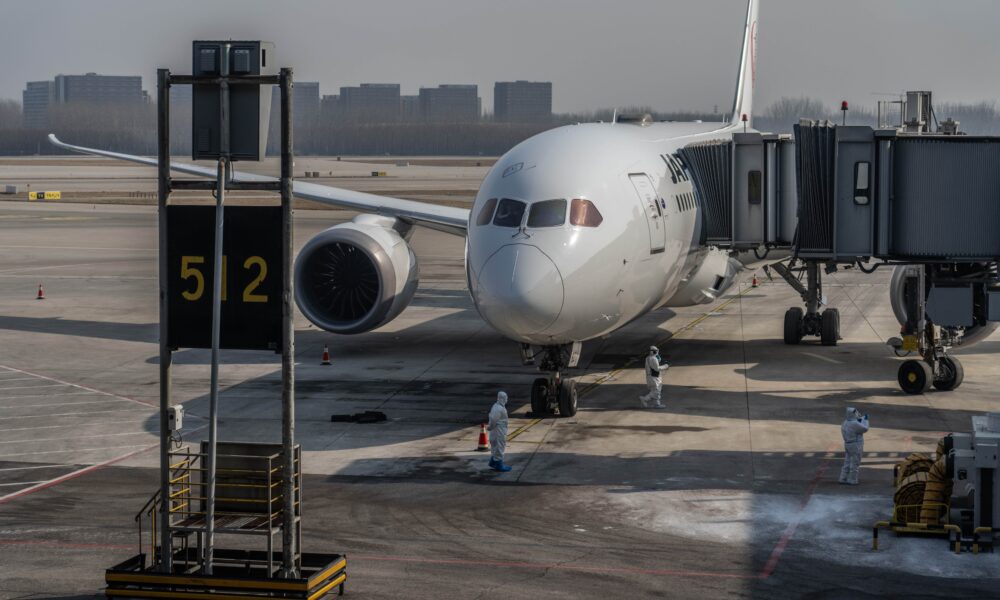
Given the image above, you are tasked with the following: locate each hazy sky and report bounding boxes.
[5,0,1000,114]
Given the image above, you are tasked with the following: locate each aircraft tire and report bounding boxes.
[933,356,964,391]
[558,380,578,418]
[784,307,804,345]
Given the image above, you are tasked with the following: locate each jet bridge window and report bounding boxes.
[748,170,762,205]
[476,198,498,226]
[854,162,871,205]
[493,198,527,227]
[527,199,567,227]
[569,199,603,227]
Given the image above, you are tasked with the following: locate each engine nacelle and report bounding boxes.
[889,265,998,347]
[663,248,743,307]
[294,215,418,334]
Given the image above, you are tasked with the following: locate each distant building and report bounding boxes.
[493,81,552,122]
[22,73,146,128]
[270,81,320,128]
[339,83,401,122]
[321,94,341,124]
[419,84,479,122]
[401,95,420,122]
[294,82,320,128]
[22,81,54,129]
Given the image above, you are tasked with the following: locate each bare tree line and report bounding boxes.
[1,97,999,156]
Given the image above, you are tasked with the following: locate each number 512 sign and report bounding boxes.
[166,205,283,351]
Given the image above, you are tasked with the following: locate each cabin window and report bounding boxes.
[569,199,603,227]
[476,198,498,226]
[527,199,567,228]
[493,198,527,227]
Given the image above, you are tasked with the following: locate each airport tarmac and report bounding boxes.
[1,196,999,599]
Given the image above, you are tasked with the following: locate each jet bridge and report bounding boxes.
[679,123,1000,394]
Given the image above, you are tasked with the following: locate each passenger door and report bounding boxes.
[629,173,666,254]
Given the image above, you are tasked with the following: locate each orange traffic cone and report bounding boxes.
[321,345,331,365]
[475,424,490,452]
[751,274,758,288]
[36,284,45,300]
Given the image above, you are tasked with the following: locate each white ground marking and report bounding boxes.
[0,430,154,445]
[801,351,844,364]
[0,409,150,421]
[0,465,61,472]
[0,398,127,410]
[0,384,69,391]
[0,443,154,459]
[0,365,155,408]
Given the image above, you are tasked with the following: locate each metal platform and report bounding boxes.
[105,550,346,599]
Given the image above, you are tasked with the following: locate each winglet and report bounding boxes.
[730,0,759,127]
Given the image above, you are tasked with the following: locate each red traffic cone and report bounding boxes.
[36,284,45,300]
[321,344,331,365]
[475,424,490,452]
[751,274,758,288]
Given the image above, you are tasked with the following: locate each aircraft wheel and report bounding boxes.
[784,307,804,345]
[898,360,932,395]
[933,356,965,391]
[558,379,578,418]
[821,309,840,346]
[530,377,549,415]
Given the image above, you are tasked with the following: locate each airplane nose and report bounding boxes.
[475,244,564,337]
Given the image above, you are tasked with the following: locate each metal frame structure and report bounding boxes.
[155,66,298,576]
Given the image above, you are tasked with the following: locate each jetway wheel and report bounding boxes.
[898,360,933,395]
[530,378,549,415]
[933,356,964,391]
[821,309,840,346]
[783,307,804,345]
[558,380,578,418]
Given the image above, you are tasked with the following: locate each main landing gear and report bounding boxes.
[774,260,841,346]
[890,265,965,395]
[524,343,580,418]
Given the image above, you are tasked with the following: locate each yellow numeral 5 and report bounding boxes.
[180,256,205,301]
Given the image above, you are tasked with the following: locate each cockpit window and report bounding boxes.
[569,199,603,227]
[476,198,498,226]
[527,199,567,228]
[493,198,527,227]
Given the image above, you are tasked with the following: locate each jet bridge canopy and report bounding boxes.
[679,124,1000,262]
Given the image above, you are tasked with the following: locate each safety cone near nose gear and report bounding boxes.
[751,274,758,288]
[321,345,331,365]
[476,423,490,452]
[36,284,45,300]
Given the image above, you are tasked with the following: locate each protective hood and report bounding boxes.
[845,406,859,420]
[497,391,508,407]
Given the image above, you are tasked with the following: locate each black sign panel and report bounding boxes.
[167,205,282,350]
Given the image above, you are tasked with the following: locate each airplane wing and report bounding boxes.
[48,134,470,237]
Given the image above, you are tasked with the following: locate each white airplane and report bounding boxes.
[51,0,765,416]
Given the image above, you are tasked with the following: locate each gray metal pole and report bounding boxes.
[279,67,297,578]
[156,68,173,574]
[203,55,230,575]
[202,157,226,575]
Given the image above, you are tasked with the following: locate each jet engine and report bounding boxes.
[663,248,743,307]
[889,265,998,348]
[294,215,418,334]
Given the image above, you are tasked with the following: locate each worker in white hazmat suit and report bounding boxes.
[839,407,869,485]
[639,346,668,408]
[487,391,511,472]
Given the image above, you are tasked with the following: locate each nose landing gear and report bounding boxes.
[527,344,580,417]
